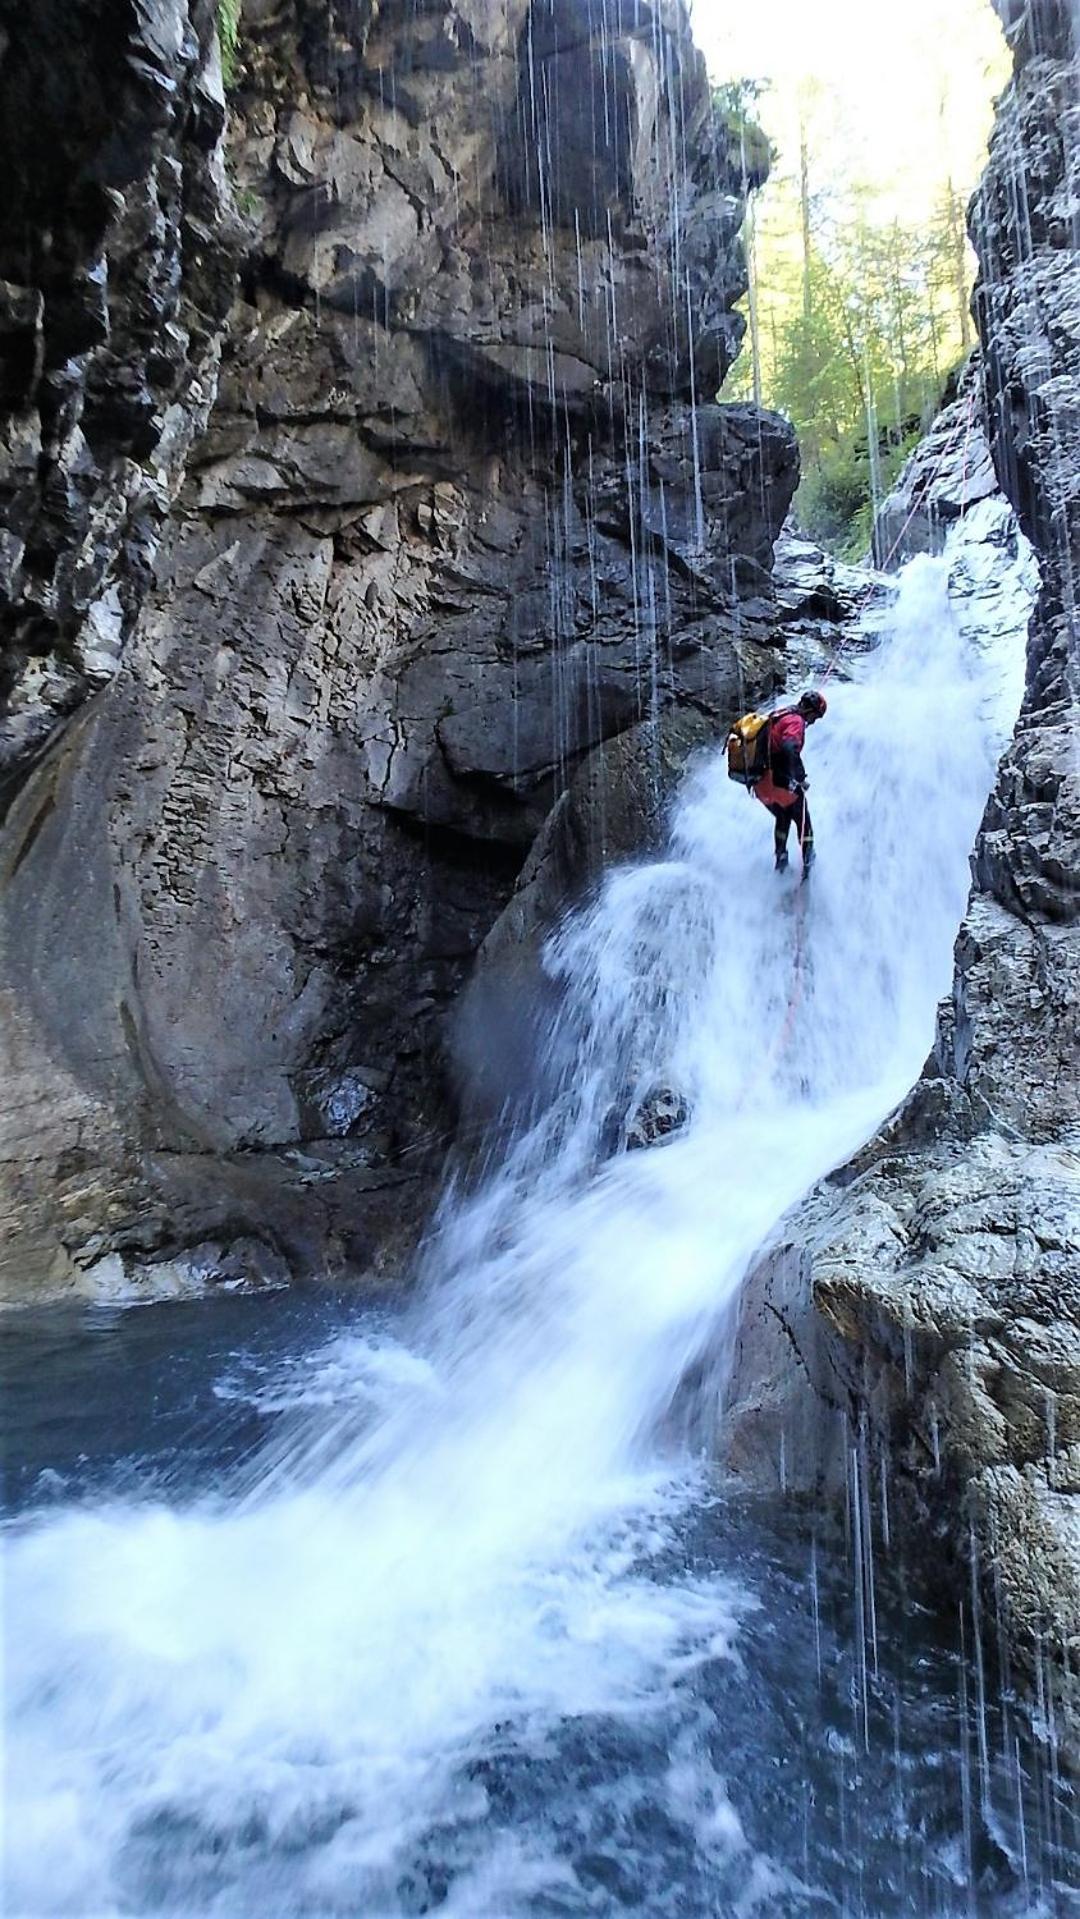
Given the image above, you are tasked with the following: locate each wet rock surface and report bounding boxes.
[0,0,799,1300]
[449,522,868,1134]
[623,1084,689,1149]
[726,0,1080,1754]
[871,355,1000,568]
[0,0,240,793]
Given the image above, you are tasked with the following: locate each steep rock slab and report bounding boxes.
[0,0,797,1300]
[871,355,1000,566]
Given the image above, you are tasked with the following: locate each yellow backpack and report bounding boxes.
[726,711,772,787]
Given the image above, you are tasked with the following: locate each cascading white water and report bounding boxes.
[3,505,1036,1919]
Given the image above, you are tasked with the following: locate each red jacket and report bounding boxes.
[768,710,806,757]
[753,709,807,810]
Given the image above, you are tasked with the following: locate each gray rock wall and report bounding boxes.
[0,0,240,790]
[871,354,999,567]
[0,0,798,1300]
[724,0,1080,1753]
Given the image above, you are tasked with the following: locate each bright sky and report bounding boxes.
[690,0,1011,225]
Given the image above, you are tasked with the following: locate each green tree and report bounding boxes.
[217,0,241,86]
[721,92,974,556]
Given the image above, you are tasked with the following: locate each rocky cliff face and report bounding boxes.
[0,0,238,791]
[726,0,1080,1752]
[870,354,1000,566]
[0,0,798,1300]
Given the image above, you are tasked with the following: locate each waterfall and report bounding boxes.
[2,509,1038,1917]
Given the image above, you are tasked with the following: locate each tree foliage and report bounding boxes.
[217,0,241,87]
[724,102,977,558]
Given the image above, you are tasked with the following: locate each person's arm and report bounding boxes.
[771,715,807,788]
[789,714,808,785]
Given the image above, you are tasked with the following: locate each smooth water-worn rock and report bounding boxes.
[726,0,1080,1753]
[0,0,798,1300]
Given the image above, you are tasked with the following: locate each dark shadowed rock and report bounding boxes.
[0,0,241,795]
[624,1085,690,1149]
[448,704,717,1128]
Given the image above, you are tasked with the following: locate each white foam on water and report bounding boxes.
[212,1331,443,1418]
[1,517,1035,1918]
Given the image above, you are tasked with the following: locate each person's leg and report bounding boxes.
[769,804,792,870]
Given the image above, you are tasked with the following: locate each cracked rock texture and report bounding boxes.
[871,354,1000,567]
[0,0,240,791]
[724,0,1080,1753]
[0,0,798,1300]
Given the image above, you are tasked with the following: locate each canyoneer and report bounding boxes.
[726,690,827,879]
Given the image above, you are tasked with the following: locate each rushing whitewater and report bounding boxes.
[4,509,1038,1917]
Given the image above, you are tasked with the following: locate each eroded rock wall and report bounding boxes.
[0,0,239,788]
[0,0,798,1300]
